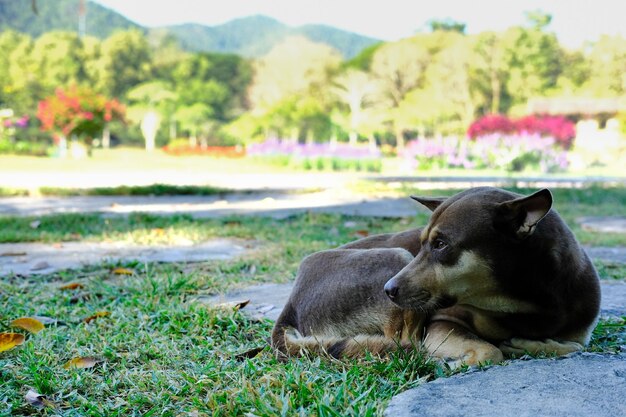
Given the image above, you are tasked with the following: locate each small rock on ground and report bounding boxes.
[0,239,248,276]
[385,352,626,417]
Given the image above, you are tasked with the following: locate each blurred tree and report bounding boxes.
[501,13,563,109]
[425,36,477,132]
[126,81,177,144]
[371,38,429,149]
[30,31,86,88]
[470,31,508,114]
[331,69,379,145]
[95,29,152,97]
[249,36,341,140]
[175,103,213,146]
[429,19,466,34]
[584,35,626,95]
[172,52,252,121]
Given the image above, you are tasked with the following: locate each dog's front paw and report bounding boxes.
[499,338,583,356]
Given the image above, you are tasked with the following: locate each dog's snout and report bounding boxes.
[384,281,399,300]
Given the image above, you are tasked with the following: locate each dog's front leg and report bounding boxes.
[424,320,504,368]
[499,338,583,357]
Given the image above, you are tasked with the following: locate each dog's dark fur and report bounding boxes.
[272,187,601,365]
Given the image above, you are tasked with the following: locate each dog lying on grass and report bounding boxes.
[271,187,601,366]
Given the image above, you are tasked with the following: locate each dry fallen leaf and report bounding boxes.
[0,333,25,353]
[59,282,84,291]
[10,317,44,334]
[112,267,134,275]
[235,346,265,360]
[24,388,55,408]
[83,311,110,324]
[354,229,370,237]
[215,299,250,310]
[63,356,100,369]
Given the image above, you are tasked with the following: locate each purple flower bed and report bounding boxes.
[401,133,569,173]
[247,138,382,172]
[247,138,380,159]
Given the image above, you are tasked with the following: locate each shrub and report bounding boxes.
[468,114,575,148]
[37,86,125,143]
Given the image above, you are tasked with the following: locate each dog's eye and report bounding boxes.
[432,239,448,250]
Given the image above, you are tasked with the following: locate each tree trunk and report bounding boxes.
[395,126,405,152]
[169,119,177,141]
[348,131,358,146]
[102,125,110,149]
[490,69,501,114]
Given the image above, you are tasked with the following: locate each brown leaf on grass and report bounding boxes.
[24,389,56,408]
[59,282,84,290]
[10,317,44,334]
[63,356,100,369]
[0,333,25,353]
[235,346,265,360]
[354,229,370,237]
[215,299,250,310]
[112,267,134,275]
[82,311,110,324]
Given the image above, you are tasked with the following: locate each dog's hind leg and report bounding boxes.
[499,338,583,357]
[424,320,504,368]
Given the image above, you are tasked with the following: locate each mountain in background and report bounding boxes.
[160,15,380,58]
[0,0,379,58]
[0,0,140,38]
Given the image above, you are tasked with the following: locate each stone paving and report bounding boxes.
[0,190,426,219]
[385,352,626,417]
[0,239,249,276]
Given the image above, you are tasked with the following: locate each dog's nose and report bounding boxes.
[384,282,399,299]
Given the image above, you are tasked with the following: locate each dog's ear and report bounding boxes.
[495,189,553,238]
[410,195,446,212]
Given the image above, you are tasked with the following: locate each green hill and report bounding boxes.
[161,15,379,58]
[0,0,141,38]
[0,2,379,58]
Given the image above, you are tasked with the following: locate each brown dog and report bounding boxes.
[272,187,601,366]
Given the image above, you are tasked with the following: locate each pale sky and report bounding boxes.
[92,0,626,48]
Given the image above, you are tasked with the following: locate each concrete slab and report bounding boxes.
[0,191,424,219]
[385,353,626,417]
[585,246,626,264]
[579,216,626,234]
[0,239,248,276]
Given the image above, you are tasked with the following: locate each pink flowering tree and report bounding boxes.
[37,86,125,153]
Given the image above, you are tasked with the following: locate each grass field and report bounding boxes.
[0,186,625,415]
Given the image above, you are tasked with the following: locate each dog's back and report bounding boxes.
[271,248,423,357]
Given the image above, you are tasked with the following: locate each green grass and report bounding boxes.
[37,184,231,197]
[0,186,624,415]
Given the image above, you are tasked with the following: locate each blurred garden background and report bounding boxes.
[0,0,625,189]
